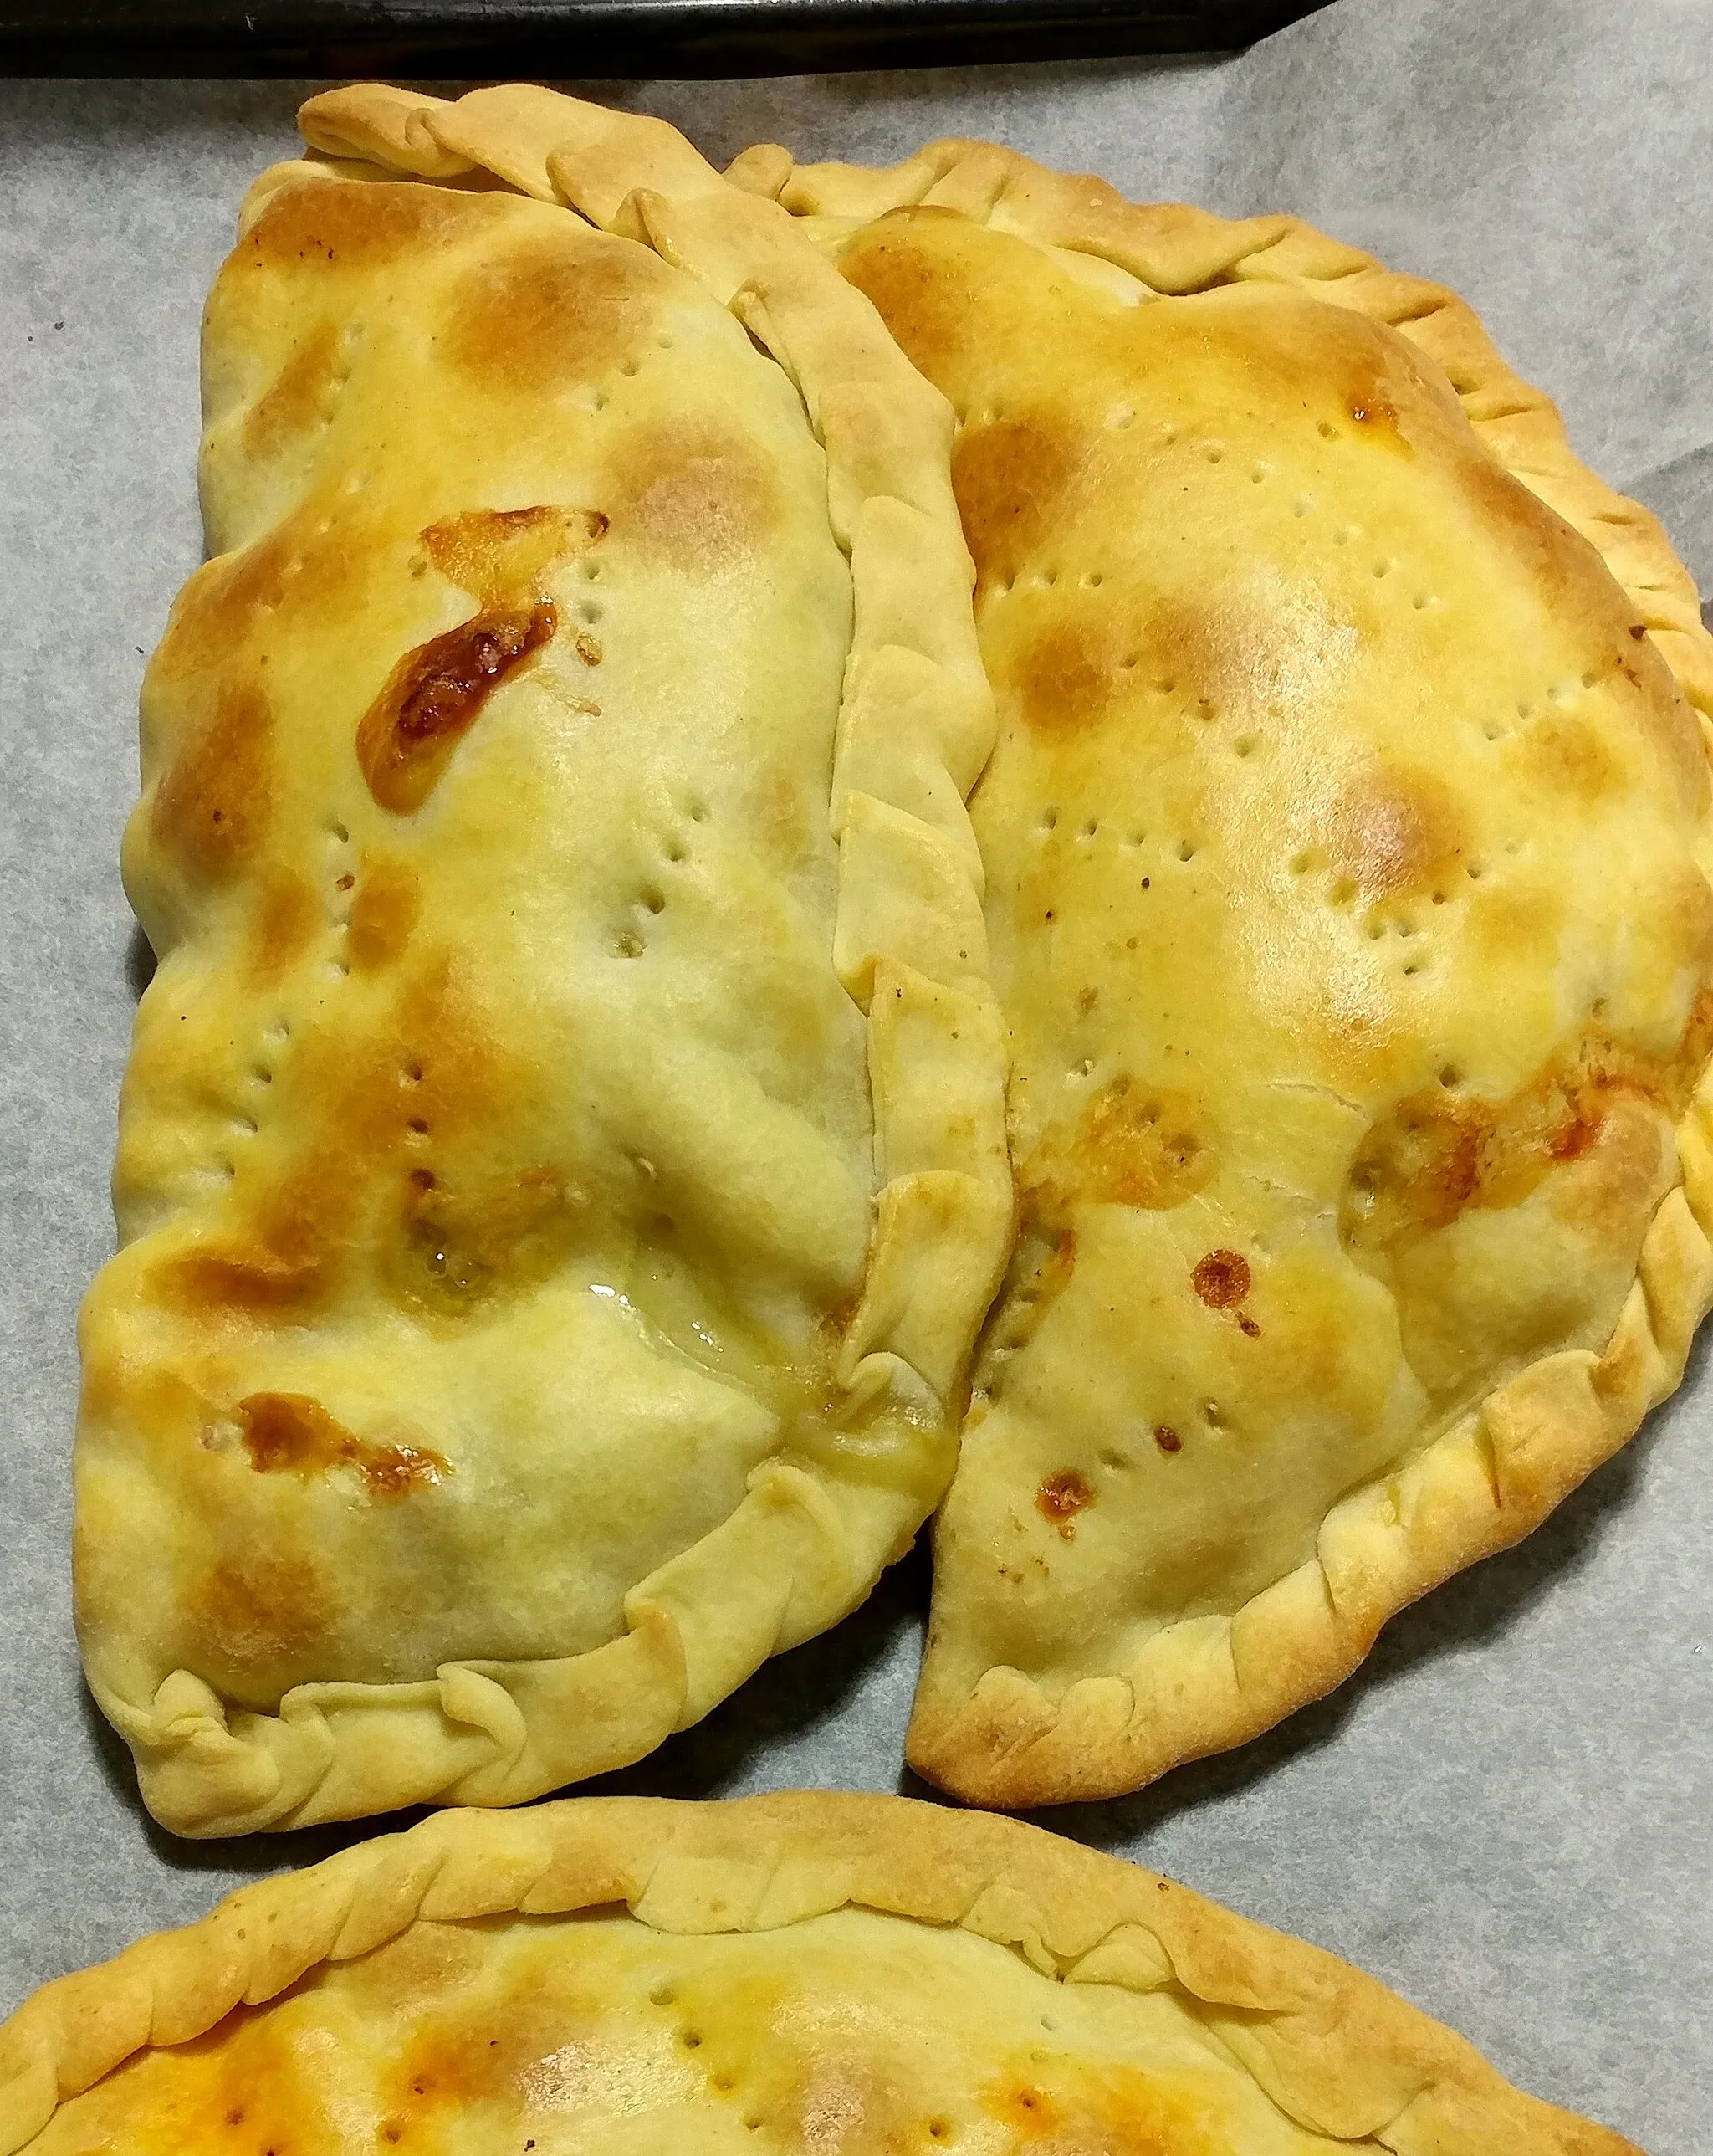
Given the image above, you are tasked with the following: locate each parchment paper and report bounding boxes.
[3,2,1710,2146]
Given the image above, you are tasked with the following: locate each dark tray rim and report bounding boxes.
[0,0,1330,79]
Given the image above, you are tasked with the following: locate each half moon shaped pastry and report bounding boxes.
[729,141,1713,1802]
[74,91,1009,1836]
[0,1793,1640,2154]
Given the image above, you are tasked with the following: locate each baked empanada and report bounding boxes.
[728,141,1713,1801]
[0,1792,1640,2154]
[75,91,1009,1836]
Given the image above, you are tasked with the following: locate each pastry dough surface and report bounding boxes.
[0,1794,1639,2155]
[75,98,1006,1836]
[744,151,1713,1802]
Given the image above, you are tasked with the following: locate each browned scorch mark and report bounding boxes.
[357,604,557,814]
[1192,1247,1262,1337]
[1344,990,1713,1257]
[237,1391,447,1498]
[1191,1249,1250,1308]
[1035,1469,1093,1538]
[245,172,498,275]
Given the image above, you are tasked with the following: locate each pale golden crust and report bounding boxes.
[744,137,1713,721]
[0,1793,1637,2155]
[77,92,1008,1836]
[735,139,1713,1806]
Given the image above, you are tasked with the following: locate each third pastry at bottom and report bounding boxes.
[1,1792,1634,2153]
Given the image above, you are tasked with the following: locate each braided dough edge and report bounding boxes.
[0,1791,1635,2156]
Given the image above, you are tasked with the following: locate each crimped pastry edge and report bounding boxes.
[0,1791,1639,2156]
[88,88,1011,1838]
[730,135,1713,1807]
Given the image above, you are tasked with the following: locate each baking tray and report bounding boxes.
[0,0,1328,76]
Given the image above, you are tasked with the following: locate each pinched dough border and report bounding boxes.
[0,1792,1635,2155]
[90,90,1013,1838]
[729,136,1713,1805]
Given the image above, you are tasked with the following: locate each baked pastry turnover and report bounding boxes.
[74,90,1009,1836]
[79,84,1713,1826]
[731,141,1713,1801]
[0,1793,1640,2154]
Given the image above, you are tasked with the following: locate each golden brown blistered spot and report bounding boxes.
[1345,990,1713,1257]
[187,1548,331,1677]
[243,174,496,274]
[1191,1248,1250,1308]
[149,681,274,883]
[952,413,1087,597]
[241,320,341,463]
[422,504,606,612]
[603,418,781,578]
[1449,452,1708,811]
[1004,613,1131,733]
[1035,1469,1093,1539]
[162,1224,340,1319]
[1184,286,1449,458]
[348,858,421,972]
[154,501,371,680]
[64,1993,327,2156]
[1320,764,1467,904]
[237,1391,447,1498]
[390,1161,591,1317]
[1025,1077,1216,1216]
[383,1954,609,2125]
[1519,709,1621,802]
[838,207,987,394]
[247,863,319,987]
[357,602,558,815]
[1136,581,1361,731]
[442,233,673,397]
[151,955,499,1327]
[158,1242,330,1322]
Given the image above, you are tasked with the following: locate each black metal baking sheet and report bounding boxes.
[0,0,1328,78]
